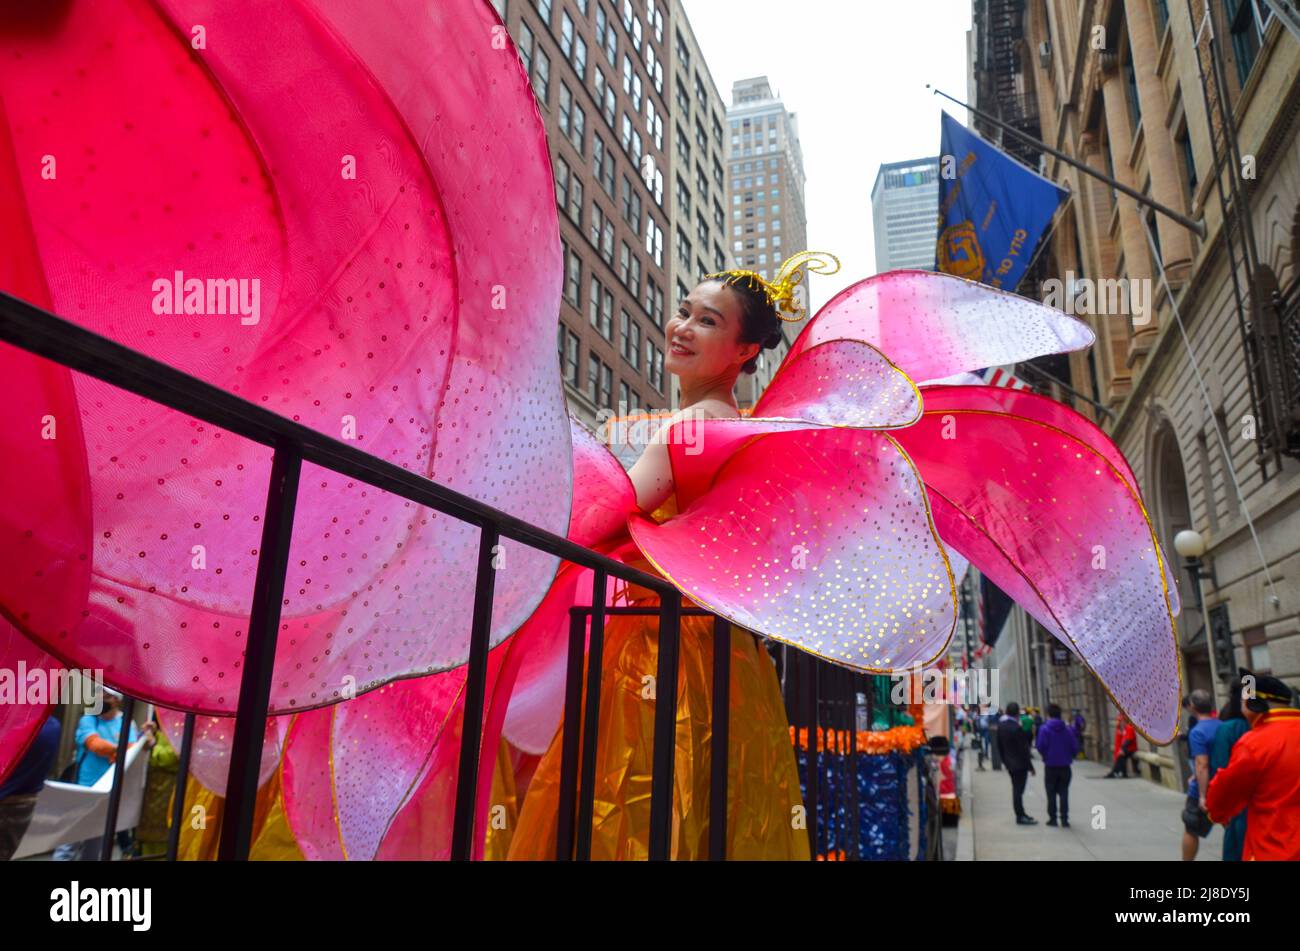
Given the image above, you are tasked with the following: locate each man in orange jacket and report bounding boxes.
[1206,673,1300,861]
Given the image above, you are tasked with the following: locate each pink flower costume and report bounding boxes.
[0,0,1179,859]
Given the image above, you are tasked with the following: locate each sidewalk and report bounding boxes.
[955,741,1224,861]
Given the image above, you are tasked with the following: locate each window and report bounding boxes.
[596,6,617,66]
[1177,121,1198,203]
[619,379,630,412]
[619,240,631,285]
[1154,0,1170,35]
[645,217,664,267]
[588,353,600,403]
[620,309,632,361]
[560,11,573,56]
[649,0,663,42]
[592,135,615,196]
[532,47,551,104]
[590,203,615,264]
[534,0,552,26]
[644,278,663,326]
[559,324,580,386]
[518,23,534,75]
[1227,0,1272,87]
[629,254,641,299]
[570,101,586,154]
[567,176,583,226]
[647,342,664,391]
[645,100,663,151]
[564,242,582,307]
[559,83,573,136]
[600,362,613,408]
[554,156,569,215]
[574,35,588,81]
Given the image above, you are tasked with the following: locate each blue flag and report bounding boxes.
[935,111,1067,290]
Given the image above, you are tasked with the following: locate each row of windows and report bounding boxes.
[556,319,665,406]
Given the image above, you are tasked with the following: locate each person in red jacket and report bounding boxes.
[1206,673,1300,861]
[1105,713,1138,778]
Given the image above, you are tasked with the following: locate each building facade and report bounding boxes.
[667,0,731,410]
[495,0,674,429]
[971,0,1300,789]
[726,76,812,406]
[871,157,942,272]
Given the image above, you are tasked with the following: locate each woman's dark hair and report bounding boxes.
[705,273,783,375]
[1221,674,1246,721]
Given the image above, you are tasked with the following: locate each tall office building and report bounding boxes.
[725,76,810,405]
[667,1,730,410]
[495,0,673,429]
[870,157,940,272]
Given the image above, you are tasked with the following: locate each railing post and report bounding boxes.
[167,712,196,861]
[575,570,607,860]
[218,442,301,861]
[708,616,731,860]
[805,657,819,860]
[450,524,501,861]
[647,592,681,860]
[556,606,589,860]
[99,695,136,860]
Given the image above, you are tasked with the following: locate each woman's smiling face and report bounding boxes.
[664,280,758,380]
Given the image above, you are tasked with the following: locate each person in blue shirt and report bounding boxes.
[52,689,152,860]
[1181,689,1220,861]
[0,714,62,860]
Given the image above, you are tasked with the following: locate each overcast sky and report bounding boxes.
[681,0,973,312]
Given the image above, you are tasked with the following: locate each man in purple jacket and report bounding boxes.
[1036,703,1080,827]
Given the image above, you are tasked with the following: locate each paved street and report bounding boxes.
[954,741,1224,861]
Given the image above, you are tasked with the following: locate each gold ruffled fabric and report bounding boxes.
[506,496,809,861]
[173,766,304,861]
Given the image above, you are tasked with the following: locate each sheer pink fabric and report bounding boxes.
[895,386,1181,741]
[156,707,287,797]
[0,0,568,717]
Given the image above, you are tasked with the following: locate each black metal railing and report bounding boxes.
[0,290,704,861]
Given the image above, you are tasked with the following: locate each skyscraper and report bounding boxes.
[870,157,940,272]
[725,76,809,406]
[495,0,673,429]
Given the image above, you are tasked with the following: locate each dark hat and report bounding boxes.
[1239,668,1294,706]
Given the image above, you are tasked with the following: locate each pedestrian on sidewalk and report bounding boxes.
[997,702,1036,825]
[1180,689,1220,861]
[1071,709,1086,759]
[1207,673,1300,861]
[1035,703,1078,827]
[1105,713,1137,778]
[974,708,990,771]
[1210,672,1252,861]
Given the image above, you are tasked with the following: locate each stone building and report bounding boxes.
[970,0,1300,789]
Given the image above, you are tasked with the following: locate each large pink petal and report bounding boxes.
[502,417,633,754]
[631,427,957,671]
[155,707,287,797]
[0,0,568,712]
[784,270,1094,384]
[892,394,1181,742]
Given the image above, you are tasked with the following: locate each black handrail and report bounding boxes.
[0,290,688,861]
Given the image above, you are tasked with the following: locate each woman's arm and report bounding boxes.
[627,404,728,514]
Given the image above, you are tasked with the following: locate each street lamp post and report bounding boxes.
[1173,529,1232,697]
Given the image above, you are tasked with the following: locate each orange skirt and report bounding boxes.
[505,574,809,861]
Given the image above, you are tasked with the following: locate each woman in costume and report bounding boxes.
[0,0,1185,861]
[507,257,829,861]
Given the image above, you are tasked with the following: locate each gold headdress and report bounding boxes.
[704,250,841,323]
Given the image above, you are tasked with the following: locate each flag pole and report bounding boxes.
[928,85,1206,238]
